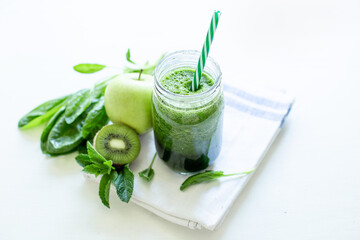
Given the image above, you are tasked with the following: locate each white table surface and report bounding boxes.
[1,0,359,239]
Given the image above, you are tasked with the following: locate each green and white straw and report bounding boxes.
[190,10,221,92]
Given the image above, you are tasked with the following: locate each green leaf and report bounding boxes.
[113,164,134,203]
[73,63,106,74]
[99,172,113,208]
[81,161,113,177]
[40,107,66,154]
[82,164,109,177]
[180,170,254,191]
[138,153,157,182]
[77,140,88,154]
[86,141,107,165]
[103,160,113,170]
[91,75,118,100]
[18,95,69,129]
[123,52,165,75]
[45,106,91,154]
[126,48,136,64]
[81,97,109,140]
[139,168,154,182]
[75,154,92,167]
[65,89,92,124]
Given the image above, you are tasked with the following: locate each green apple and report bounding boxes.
[104,73,153,134]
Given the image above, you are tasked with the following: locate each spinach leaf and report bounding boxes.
[113,164,134,203]
[180,170,254,191]
[45,106,91,154]
[138,153,157,182]
[40,107,66,155]
[73,63,106,74]
[18,95,69,129]
[82,97,109,140]
[91,76,114,100]
[126,48,136,64]
[65,89,92,124]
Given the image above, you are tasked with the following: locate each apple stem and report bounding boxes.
[138,69,143,80]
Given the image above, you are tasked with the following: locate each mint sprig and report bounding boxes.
[180,170,254,191]
[75,141,135,208]
[138,152,157,182]
[123,48,165,75]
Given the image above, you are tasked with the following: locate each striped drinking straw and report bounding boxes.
[190,10,221,92]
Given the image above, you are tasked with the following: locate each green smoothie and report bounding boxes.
[152,68,224,172]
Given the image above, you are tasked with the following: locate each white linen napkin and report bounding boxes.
[84,83,294,231]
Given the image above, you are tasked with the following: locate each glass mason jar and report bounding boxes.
[152,50,224,173]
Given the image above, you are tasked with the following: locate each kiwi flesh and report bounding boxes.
[94,124,141,166]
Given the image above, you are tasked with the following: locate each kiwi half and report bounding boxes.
[94,124,141,166]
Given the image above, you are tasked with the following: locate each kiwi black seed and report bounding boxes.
[94,124,141,166]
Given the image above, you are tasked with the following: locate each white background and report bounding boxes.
[1,0,359,239]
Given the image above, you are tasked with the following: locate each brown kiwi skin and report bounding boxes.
[93,124,140,167]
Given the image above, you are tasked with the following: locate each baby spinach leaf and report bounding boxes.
[138,153,157,182]
[73,63,106,74]
[82,97,109,140]
[18,95,69,129]
[113,164,134,203]
[180,170,254,191]
[45,107,90,154]
[75,154,92,167]
[126,48,136,64]
[65,89,92,124]
[91,75,117,100]
[40,107,66,154]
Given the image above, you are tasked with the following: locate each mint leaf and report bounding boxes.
[123,53,165,75]
[103,160,113,171]
[180,170,254,191]
[139,168,154,182]
[82,164,107,177]
[75,154,92,167]
[113,164,134,203]
[86,141,107,165]
[99,172,114,208]
[73,63,106,74]
[126,48,136,64]
[138,153,157,182]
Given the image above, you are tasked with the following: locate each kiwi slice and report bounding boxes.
[94,124,141,166]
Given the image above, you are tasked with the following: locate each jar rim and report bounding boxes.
[154,50,222,101]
